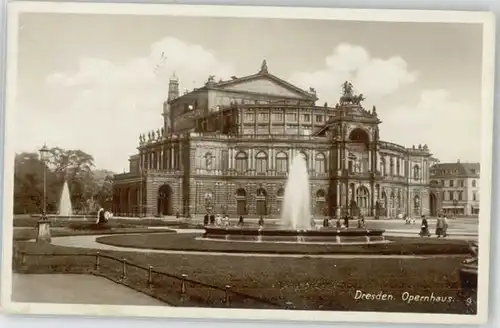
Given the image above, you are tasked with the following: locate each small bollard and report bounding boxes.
[224,285,231,306]
[148,265,153,287]
[95,252,100,271]
[180,274,187,294]
[285,301,294,309]
[121,258,127,280]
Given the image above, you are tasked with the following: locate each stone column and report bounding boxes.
[229,148,233,170]
[270,148,274,170]
[368,149,372,172]
[310,149,314,172]
[179,145,183,170]
[336,182,341,217]
[170,147,174,169]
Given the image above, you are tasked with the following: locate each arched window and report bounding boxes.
[356,187,370,209]
[472,180,476,187]
[235,151,248,174]
[236,188,247,197]
[380,158,386,176]
[413,165,420,180]
[204,152,213,169]
[315,153,326,174]
[275,152,288,174]
[414,195,420,208]
[255,152,268,174]
[316,189,326,199]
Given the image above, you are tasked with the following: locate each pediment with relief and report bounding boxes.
[219,77,308,99]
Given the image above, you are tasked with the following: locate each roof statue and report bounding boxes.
[342,81,354,98]
[259,59,268,74]
[340,81,365,106]
[353,94,365,105]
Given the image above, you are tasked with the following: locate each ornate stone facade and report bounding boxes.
[113,61,439,218]
[429,162,480,217]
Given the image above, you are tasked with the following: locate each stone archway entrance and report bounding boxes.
[235,188,247,215]
[356,186,370,216]
[379,191,388,217]
[157,184,173,216]
[429,193,438,217]
[256,187,268,216]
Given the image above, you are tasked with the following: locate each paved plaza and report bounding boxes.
[143,215,479,240]
[11,274,166,306]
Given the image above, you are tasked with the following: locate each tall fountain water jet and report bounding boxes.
[281,154,312,230]
[59,181,73,217]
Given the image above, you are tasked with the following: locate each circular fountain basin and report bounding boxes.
[202,226,386,245]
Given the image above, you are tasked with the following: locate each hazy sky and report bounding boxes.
[14,13,484,172]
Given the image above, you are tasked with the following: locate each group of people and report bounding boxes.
[96,207,112,224]
[322,215,366,229]
[398,213,416,225]
[419,214,450,238]
[203,213,246,226]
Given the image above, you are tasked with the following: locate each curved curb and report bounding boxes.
[50,234,468,259]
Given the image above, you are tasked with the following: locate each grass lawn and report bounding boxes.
[95,232,473,255]
[13,238,474,314]
[13,215,190,228]
[13,227,175,241]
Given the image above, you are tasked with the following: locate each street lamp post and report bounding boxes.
[39,144,50,219]
[37,144,51,243]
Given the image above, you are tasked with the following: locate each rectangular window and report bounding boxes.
[473,192,477,201]
[258,113,269,121]
[449,180,454,187]
[299,129,311,136]
[272,113,283,121]
[316,115,323,123]
[459,180,465,187]
[303,114,311,122]
[287,113,297,121]
[245,113,254,121]
[458,191,463,201]
[448,191,454,200]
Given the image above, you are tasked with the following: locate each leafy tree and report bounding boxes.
[13,147,115,214]
[13,152,59,214]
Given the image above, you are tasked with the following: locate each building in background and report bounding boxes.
[429,161,480,217]
[112,60,438,218]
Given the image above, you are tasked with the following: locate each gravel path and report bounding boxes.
[12,273,167,306]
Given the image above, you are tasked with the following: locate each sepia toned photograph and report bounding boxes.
[1,2,495,325]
